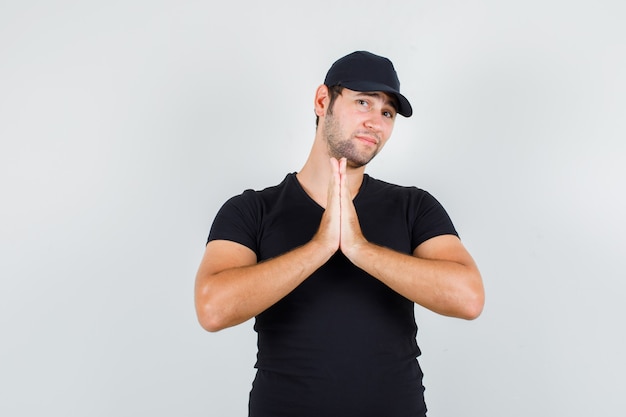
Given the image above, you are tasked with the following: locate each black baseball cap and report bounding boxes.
[323,51,413,117]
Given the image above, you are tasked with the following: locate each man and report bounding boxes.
[195,50,484,416]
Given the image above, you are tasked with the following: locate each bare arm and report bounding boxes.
[194,160,342,332]
[342,235,484,319]
[194,239,335,332]
[338,161,484,320]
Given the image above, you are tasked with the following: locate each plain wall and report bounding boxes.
[1,1,624,415]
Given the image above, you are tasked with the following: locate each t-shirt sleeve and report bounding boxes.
[410,190,458,251]
[207,190,260,255]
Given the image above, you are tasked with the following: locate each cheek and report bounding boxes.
[382,123,394,139]
[377,134,391,150]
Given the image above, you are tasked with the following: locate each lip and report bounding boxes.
[355,135,378,145]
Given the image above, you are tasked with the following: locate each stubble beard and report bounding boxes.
[323,113,378,168]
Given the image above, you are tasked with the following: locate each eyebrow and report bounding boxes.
[356,92,399,112]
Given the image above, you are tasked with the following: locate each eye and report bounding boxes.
[383,110,396,119]
[357,99,369,109]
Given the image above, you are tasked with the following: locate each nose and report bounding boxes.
[364,111,384,131]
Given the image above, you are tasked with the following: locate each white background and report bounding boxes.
[1,1,624,415]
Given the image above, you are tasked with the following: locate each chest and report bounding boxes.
[256,194,413,261]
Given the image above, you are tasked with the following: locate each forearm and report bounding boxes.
[346,241,484,320]
[195,239,335,332]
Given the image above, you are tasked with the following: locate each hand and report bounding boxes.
[313,157,368,259]
[336,158,367,259]
[312,158,342,254]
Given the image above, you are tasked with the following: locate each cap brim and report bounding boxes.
[335,80,413,117]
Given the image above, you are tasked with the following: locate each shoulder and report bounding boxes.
[362,174,456,231]
[223,173,296,209]
[208,174,295,247]
[362,174,435,204]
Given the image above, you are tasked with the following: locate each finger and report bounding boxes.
[327,157,340,202]
[330,157,340,180]
[338,157,349,202]
[319,158,341,251]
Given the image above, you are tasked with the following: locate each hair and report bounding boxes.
[315,85,344,128]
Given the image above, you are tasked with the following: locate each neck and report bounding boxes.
[296,132,365,208]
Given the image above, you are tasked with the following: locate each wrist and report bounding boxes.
[309,235,339,261]
[341,237,369,264]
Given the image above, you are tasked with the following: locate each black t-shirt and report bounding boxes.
[208,173,458,417]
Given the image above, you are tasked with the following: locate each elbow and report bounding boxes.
[200,322,226,333]
[195,293,232,332]
[197,315,222,333]
[461,298,484,320]
[196,305,230,332]
[459,286,485,320]
[457,268,485,320]
[195,279,235,332]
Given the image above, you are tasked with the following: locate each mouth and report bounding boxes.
[354,134,378,146]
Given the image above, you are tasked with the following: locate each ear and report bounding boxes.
[314,84,330,117]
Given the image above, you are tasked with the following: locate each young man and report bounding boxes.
[195,51,484,416]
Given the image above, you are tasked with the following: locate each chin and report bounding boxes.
[346,155,374,168]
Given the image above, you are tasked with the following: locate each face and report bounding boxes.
[322,88,397,168]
